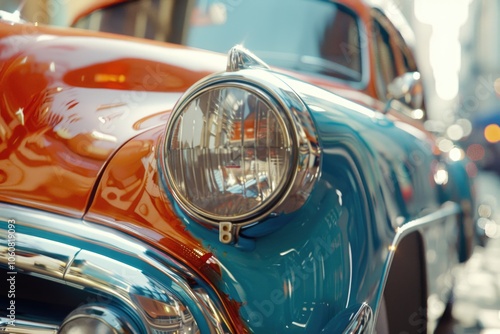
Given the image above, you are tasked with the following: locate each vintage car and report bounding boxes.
[0,0,476,333]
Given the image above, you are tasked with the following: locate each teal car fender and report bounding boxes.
[87,46,464,331]
[86,57,457,332]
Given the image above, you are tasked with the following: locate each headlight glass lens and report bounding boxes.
[165,84,293,222]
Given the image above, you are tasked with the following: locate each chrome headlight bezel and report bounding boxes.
[160,47,320,242]
[163,79,295,224]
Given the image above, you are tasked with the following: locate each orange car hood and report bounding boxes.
[0,21,226,217]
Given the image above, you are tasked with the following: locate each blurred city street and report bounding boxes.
[441,172,500,333]
[397,1,500,330]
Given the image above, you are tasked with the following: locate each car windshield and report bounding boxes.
[73,0,363,82]
[186,0,362,82]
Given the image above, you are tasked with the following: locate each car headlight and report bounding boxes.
[165,83,291,219]
[161,46,320,243]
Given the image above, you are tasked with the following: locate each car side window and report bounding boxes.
[372,19,397,101]
[319,6,362,79]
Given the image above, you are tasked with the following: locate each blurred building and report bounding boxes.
[389,0,475,125]
[459,0,500,118]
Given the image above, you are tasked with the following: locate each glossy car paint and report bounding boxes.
[0,22,225,217]
[0,0,474,333]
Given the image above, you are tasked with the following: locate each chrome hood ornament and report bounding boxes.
[226,45,270,72]
[0,0,26,23]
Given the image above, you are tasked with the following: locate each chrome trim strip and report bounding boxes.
[342,303,373,334]
[0,318,59,334]
[391,202,460,247]
[0,203,229,334]
[373,202,461,327]
[0,231,78,279]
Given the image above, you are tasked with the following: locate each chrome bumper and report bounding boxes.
[0,203,230,333]
[0,318,59,333]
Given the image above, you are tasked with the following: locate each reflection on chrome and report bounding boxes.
[0,203,230,333]
[65,251,199,333]
[0,232,77,278]
[59,305,139,334]
[344,303,373,334]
